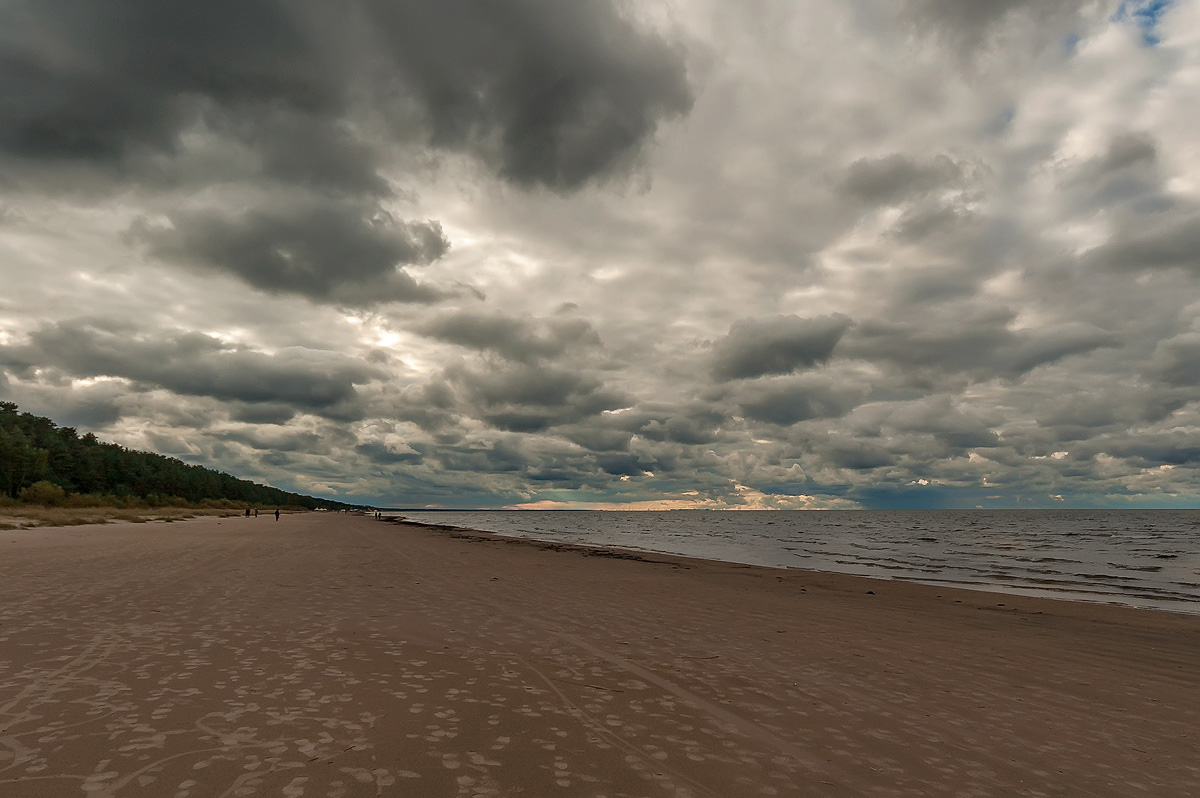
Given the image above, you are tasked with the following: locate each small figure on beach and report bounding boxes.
[254,508,258,517]
[274,508,280,521]
[245,508,251,517]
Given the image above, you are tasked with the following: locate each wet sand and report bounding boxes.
[1,513,1197,797]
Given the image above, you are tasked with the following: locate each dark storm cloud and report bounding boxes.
[1035,396,1119,433]
[735,375,867,426]
[553,403,725,455]
[840,154,967,206]
[445,362,628,432]
[805,396,1006,474]
[888,266,980,306]
[889,202,976,242]
[0,0,340,164]
[562,403,726,450]
[141,198,449,305]
[1,0,692,306]
[240,109,391,196]
[0,320,382,415]
[214,426,327,454]
[556,421,638,454]
[819,437,897,471]
[1084,431,1200,468]
[625,405,725,446]
[420,435,612,490]
[881,399,1002,451]
[418,311,602,362]
[1027,382,1188,444]
[1148,333,1200,386]
[711,314,852,381]
[1061,132,1167,216]
[360,0,693,190]
[1097,133,1158,174]
[229,403,300,426]
[902,0,1091,50]
[0,376,127,431]
[0,0,690,190]
[845,312,1117,380]
[1084,213,1200,275]
[356,441,423,465]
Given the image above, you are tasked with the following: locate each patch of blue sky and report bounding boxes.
[1112,0,1173,46]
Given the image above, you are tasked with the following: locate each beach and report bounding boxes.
[1,513,1197,797]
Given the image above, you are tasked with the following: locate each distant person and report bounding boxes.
[245,508,251,517]
[274,508,280,521]
[254,508,259,518]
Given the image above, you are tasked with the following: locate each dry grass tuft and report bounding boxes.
[0,507,243,530]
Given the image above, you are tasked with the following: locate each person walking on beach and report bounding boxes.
[274,508,280,521]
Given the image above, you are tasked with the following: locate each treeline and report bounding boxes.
[0,401,360,510]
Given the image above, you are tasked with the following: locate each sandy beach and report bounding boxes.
[1,513,1197,797]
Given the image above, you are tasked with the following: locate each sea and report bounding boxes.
[392,509,1200,615]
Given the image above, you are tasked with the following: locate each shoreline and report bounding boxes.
[390,516,1200,620]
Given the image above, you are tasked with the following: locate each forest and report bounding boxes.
[0,401,359,510]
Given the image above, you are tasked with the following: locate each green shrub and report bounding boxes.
[19,480,68,506]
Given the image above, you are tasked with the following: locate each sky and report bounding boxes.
[1,0,1198,510]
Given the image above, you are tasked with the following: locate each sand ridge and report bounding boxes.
[1,513,1198,796]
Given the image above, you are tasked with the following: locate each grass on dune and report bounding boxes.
[0,506,244,530]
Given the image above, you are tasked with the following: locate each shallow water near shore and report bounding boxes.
[395,509,1200,613]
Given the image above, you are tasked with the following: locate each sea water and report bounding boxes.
[393,509,1200,614]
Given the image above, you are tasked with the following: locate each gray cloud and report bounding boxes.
[1059,132,1169,219]
[902,0,1093,51]
[0,320,383,416]
[0,0,689,191]
[845,313,1118,380]
[818,436,898,471]
[445,362,628,432]
[557,403,726,452]
[361,0,693,190]
[873,397,1002,451]
[1098,133,1158,174]
[1148,333,1200,386]
[0,375,128,431]
[230,403,301,425]
[624,405,726,446]
[889,201,977,242]
[214,425,328,454]
[0,0,340,164]
[0,0,692,308]
[418,311,602,362]
[1102,433,1200,468]
[840,153,968,206]
[1084,213,1200,275]
[356,440,424,465]
[712,314,852,381]
[735,375,867,426]
[242,109,391,196]
[141,198,449,305]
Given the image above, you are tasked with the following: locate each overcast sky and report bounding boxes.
[1,0,1197,509]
